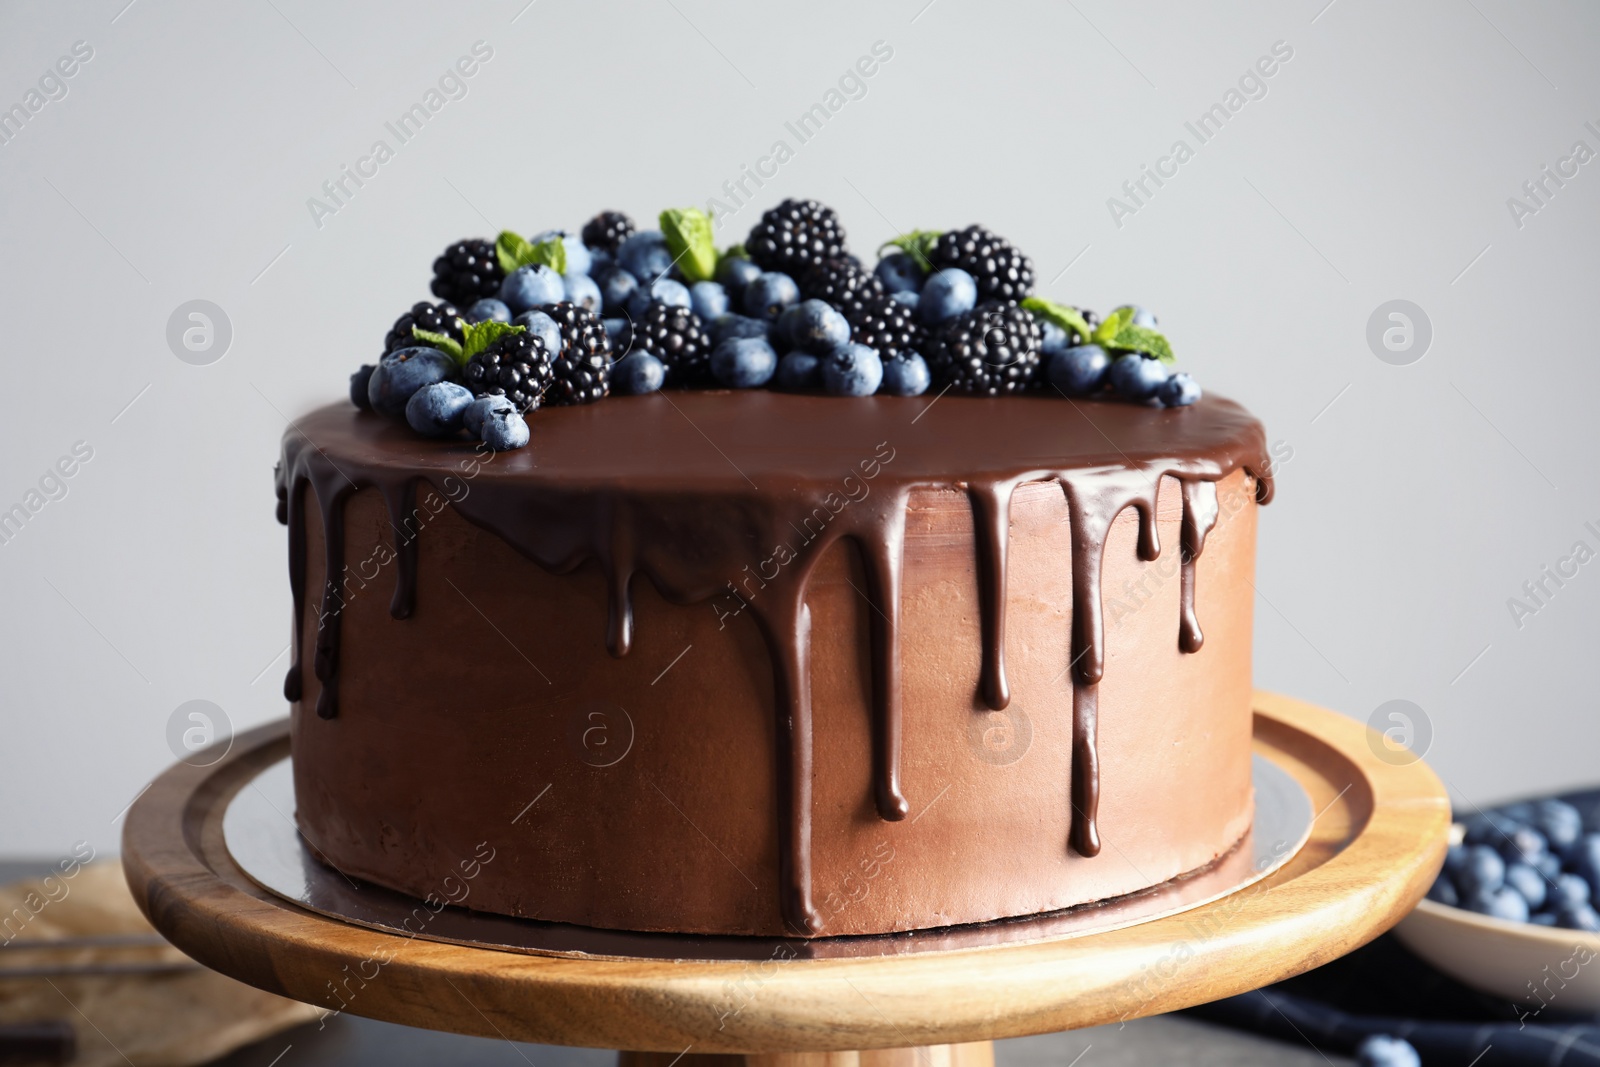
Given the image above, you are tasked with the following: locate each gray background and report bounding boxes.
[2,0,1595,880]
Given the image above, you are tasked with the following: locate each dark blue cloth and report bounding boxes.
[1185,935,1600,1065]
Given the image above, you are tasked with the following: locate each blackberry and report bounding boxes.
[539,301,612,405]
[930,225,1034,301]
[926,301,1044,396]
[1078,307,1100,337]
[635,302,712,386]
[581,210,635,253]
[746,199,847,275]
[801,257,883,323]
[463,332,555,413]
[383,301,462,354]
[851,293,927,357]
[431,238,504,306]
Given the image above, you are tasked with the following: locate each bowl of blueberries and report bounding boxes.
[1394,789,1600,1008]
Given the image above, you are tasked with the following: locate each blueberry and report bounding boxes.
[776,351,821,391]
[1046,345,1112,396]
[598,267,640,314]
[1355,1034,1420,1067]
[463,393,517,438]
[743,272,800,322]
[532,229,592,276]
[890,289,919,310]
[513,310,562,354]
[367,346,459,418]
[588,247,615,275]
[480,409,530,451]
[1553,872,1592,908]
[1038,320,1072,357]
[405,381,474,438]
[1158,372,1202,408]
[350,365,376,410]
[612,351,665,395]
[563,272,602,314]
[1569,833,1600,887]
[1426,876,1459,906]
[1464,811,1523,845]
[1532,799,1584,854]
[618,230,673,280]
[499,265,565,314]
[1443,843,1469,877]
[1532,911,1559,926]
[781,299,851,355]
[821,343,883,397]
[717,254,762,293]
[874,252,924,294]
[712,314,770,345]
[1496,824,1549,867]
[1456,844,1506,896]
[1466,885,1530,922]
[602,318,634,356]
[1115,304,1159,329]
[1557,902,1600,931]
[465,298,511,324]
[1535,852,1563,880]
[711,337,779,389]
[1108,354,1170,401]
[690,281,730,321]
[1505,861,1548,910]
[880,351,931,397]
[627,277,691,318]
[919,268,977,324]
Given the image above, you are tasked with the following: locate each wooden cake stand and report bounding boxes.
[122,691,1448,1067]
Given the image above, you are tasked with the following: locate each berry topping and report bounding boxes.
[926,300,1043,396]
[582,211,636,253]
[746,199,847,275]
[431,238,504,306]
[635,302,712,386]
[851,293,927,358]
[929,225,1034,302]
[801,256,883,323]
[463,331,555,413]
[539,301,613,405]
[384,301,462,355]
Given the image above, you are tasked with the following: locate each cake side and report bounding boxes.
[283,393,1268,937]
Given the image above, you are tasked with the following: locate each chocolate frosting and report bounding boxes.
[277,391,1272,934]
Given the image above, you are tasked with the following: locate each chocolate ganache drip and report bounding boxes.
[276,392,1272,935]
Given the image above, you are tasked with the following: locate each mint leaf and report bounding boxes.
[1092,305,1134,346]
[722,242,747,260]
[496,230,533,275]
[1020,297,1096,345]
[879,230,942,272]
[1104,322,1175,363]
[411,326,464,362]
[458,320,524,364]
[495,230,567,275]
[661,207,718,283]
[526,235,567,276]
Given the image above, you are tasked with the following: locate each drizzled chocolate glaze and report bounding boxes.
[277,391,1272,934]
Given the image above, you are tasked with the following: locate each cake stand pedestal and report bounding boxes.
[122,691,1448,1062]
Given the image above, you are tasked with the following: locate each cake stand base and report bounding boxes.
[620,1043,994,1067]
[122,691,1449,1053]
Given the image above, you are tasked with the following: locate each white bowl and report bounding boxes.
[1395,893,1600,1010]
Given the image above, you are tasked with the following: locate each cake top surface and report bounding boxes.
[293,391,1272,499]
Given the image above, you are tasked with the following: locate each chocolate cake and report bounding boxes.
[278,390,1271,937]
[277,202,1274,938]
